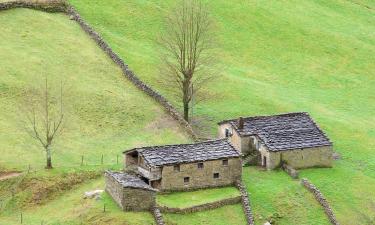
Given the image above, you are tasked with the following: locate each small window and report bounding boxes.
[174,165,180,172]
[222,159,228,166]
[184,177,190,183]
[213,173,220,179]
[197,162,204,169]
[225,128,230,137]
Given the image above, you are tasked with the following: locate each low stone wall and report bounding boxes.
[152,207,165,225]
[0,1,199,141]
[301,178,339,225]
[158,196,241,214]
[0,0,67,12]
[236,180,255,225]
[282,163,299,179]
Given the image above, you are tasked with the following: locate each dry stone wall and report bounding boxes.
[301,178,339,225]
[152,207,165,225]
[65,6,198,141]
[0,0,66,12]
[236,180,255,225]
[158,196,241,214]
[282,163,299,179]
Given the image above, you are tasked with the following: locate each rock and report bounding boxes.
[332,152,341,160]
[84,190,103,199]
[264,222,272,225]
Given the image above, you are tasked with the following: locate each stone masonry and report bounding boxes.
[105,171,157,211]
[301,178,339,225]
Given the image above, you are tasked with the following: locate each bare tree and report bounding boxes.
[22,78,64,169]
[159,0,215,122]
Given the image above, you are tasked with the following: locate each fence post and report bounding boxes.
[101,154,103,165]
[103,204,106,212]
[117,154,119,164]
[81,155,84,166]
[20,211,23,224]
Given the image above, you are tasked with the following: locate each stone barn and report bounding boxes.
[124,139,242,191]
[105,171,157,211]
[218,112,333,170]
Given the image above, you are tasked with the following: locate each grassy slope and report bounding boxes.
[157,186,240,208]
[243,167,330,225]
[0,177,155,225]
[68,0,375,224]
[0,8,190,171]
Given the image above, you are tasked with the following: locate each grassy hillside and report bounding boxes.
[0,176,156,225]
[68,0,375,224]
[0,8,190,171]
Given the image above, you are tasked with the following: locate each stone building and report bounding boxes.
[218,112,333,170]
[105,171,157,211]
[124,139,242,191]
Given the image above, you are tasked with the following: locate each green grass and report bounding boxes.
[0,8,190,171]
[243,167,330,225]
[0,177,156,225]
[164,204,247,225]
[68,0,375,224]
[156,186,240,208]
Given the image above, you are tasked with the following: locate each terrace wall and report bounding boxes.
[158,196,241,214]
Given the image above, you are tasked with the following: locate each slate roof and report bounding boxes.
[219,112,332,151]
[126,139,240,167]
[105,171,157,191]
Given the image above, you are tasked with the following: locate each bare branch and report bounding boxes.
[158,0,217,122]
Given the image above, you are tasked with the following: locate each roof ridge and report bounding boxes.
[218,112,308,125]
[124,138,229,153]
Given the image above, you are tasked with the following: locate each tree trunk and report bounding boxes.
[45,146,53,169]
[183,101,189,122]
[182,81,190,122]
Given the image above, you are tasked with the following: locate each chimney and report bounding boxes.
[238,117,244,129]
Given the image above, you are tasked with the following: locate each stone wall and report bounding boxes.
[282,163,299,179]
[158,196,241,214]
[152,207,166,225]
[236,180,255,225]
[160,158,242,191]
[260,145,333,170]
[0,0,67,12]
[105,172,125,210]
[301,178,339,225]
[105,173,156,211]
[65,6,199,141]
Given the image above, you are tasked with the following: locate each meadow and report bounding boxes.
[0,8,190,171]
[67,0,375,224]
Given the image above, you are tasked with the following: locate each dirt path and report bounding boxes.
[0,172,22,181]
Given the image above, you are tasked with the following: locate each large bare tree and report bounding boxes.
[159,0,214,122]
[22,78,64,169]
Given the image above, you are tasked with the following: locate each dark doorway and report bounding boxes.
[263,156,267,167]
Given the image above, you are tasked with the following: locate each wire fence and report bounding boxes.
[0,154,124,224]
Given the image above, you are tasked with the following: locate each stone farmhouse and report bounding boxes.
[218,112,333,170]
[105,111,333,211]
[124,139,242,191]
